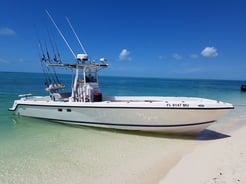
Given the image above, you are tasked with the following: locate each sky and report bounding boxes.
[0,0,246,80]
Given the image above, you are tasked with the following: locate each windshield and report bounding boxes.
[85,67,97,82]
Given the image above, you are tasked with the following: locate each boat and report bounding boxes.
[241,84,246,92]
[8,13,234,135]
[9,53,234,134]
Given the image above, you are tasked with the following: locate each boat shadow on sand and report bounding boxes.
[11,116,230,141]
[99,128,231,141]
[195,129,230,140]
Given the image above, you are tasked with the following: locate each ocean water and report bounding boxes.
[0,71,246,183]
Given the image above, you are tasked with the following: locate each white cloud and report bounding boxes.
[0,58,10,64]
[19,58,24,63]
[190,54,199,59]
[0,27,16,36]
[159,55,167,60]
[172,53,182,60]
[201,47,218,57]
[119,49,131,61]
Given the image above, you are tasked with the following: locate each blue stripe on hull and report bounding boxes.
[43,118,215,128]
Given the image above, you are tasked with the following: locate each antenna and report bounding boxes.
[66,16,87,54]
[45,10,76,59]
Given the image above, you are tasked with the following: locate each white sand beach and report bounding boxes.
[159,122,246,184]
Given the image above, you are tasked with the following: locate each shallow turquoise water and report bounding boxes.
[0,72,246,183]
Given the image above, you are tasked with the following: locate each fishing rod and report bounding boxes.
[45,22,62,64]
[36,41,51,87]
[52,33,62,64]
[44,41,51,63]
[46,26,63,85]
[41,38,59,87]
[53,39,62,64]
[46,26,59,63]
[34,26,53,86]
[34,21,63,90]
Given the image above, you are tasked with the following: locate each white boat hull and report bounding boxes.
[9,96,233,134]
